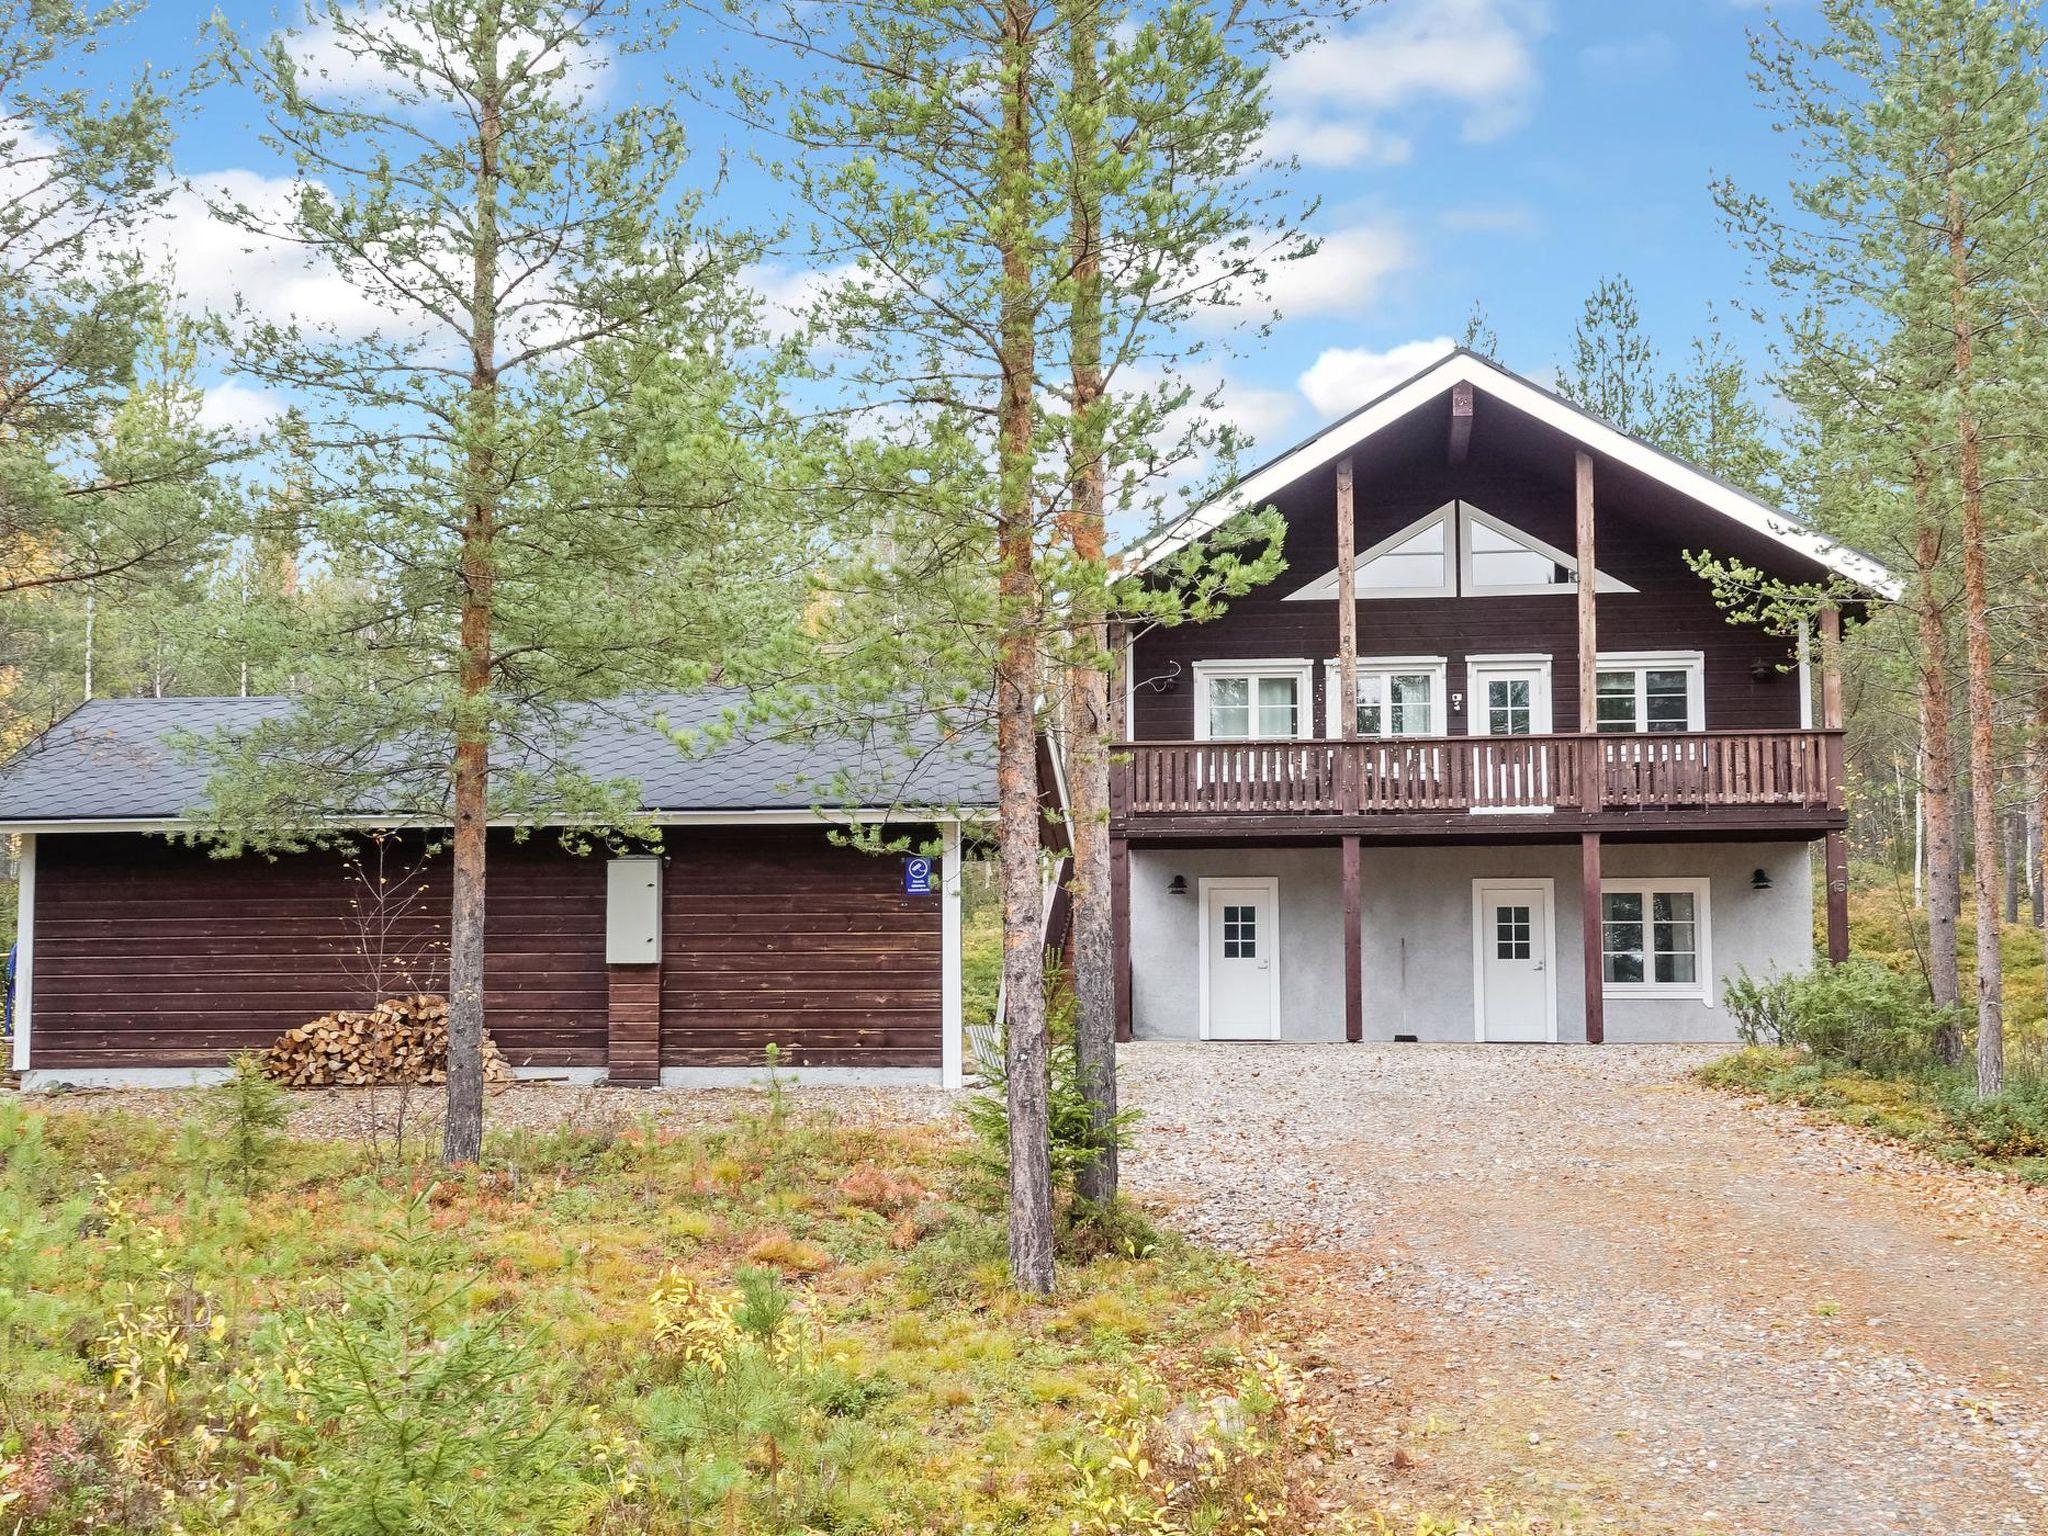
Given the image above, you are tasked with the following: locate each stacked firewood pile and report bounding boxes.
[262,994,513,1088]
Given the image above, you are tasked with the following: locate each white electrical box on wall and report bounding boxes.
[605,856,663,964]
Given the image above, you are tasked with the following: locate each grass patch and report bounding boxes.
[1698,1046,2048,1181]
[0,1085,1346,1533]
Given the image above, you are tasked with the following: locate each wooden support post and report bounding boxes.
[1581,831,1606,1045]
[1575,451,1598,735]
[1825,830,1851,965]
[1818,602,1845,812]
[1110,835,1133,1041]
[1334,455,1360,807]
[1448,380,1474,465]
[1341,833,1363,1043]
[1576,451,1601,815]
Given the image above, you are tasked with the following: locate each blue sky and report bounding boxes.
[111,0,1809,456]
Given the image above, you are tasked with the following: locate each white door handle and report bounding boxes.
[1533,960,1545,971]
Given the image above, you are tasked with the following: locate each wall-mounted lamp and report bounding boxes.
[1750,868,1773,891]
[1450,691,1465,714]
[1167,874,1189,896]
[1749,658,1778,682]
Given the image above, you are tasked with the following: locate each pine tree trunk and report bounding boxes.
[1064,0,1116,1211]
[995,0,1054,1295]
[1914,500,1964,1057]
[2033,675,2048,1065]
[1945,163,2003,1097]
[443,45,503,1165]
[2005,805,2023,924]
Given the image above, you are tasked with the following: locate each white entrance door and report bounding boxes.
[1474,880,1554,1042]
[1201,879,1278,1040]
[1471,664,1549,737]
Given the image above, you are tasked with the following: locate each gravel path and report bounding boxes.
[1120,1042,2048,1535]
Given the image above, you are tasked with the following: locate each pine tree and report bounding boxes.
[201,0,807,1162]
[1722,0,2048,1095]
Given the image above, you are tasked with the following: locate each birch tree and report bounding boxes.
[203,0,807,1162]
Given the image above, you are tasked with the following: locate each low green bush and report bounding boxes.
[1722,959,1960,1077]
[1940,1074,2048,1159]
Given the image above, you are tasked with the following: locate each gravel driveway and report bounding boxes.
[1120,1042,2048,1535]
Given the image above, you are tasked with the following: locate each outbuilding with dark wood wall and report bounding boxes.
[0,693,989,1091]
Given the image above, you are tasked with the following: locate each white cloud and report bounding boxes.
[285,3,610,105]
[1261,117,1412,169]
[742,259,859,340]
[150,170,410,337]
[1297,337,1456,418]
[1263,224,1417,318]
[198,380,287,434]
[1264,0,1551,167]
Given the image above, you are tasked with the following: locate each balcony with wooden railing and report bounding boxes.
[1109,729,1843,834]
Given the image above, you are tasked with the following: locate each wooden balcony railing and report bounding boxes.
[1112,730,1842,819]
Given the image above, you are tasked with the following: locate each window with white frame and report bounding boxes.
[1601,878,1711,997]
[1594,653,1704,733]
[1323,657,1447,737]
[1195,663,1310,740]
[1286,502,1637,602]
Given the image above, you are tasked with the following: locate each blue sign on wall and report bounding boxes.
[903,855,934,896]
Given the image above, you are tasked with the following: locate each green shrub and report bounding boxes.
[1722,959,1959,1077]
[277,1187,599,1536]
[197,1054,292,1195]
[964,959,1141,1240]
[1940,1074,2048,1159]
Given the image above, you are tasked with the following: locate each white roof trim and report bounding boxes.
[1125,348,1900,601]
[0,808,991,835]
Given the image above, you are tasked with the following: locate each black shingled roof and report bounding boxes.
[0,692,996,825]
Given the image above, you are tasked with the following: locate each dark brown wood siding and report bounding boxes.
[1131,460,1806,741]
[659,827,941,1068]
[29,832,609,1071]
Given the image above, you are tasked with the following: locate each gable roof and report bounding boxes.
[1126,347,1901,600]
[0,692,995,829]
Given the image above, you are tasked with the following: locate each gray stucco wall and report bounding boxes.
[1129,839,1813,1045]
[1129,846,1345,1041]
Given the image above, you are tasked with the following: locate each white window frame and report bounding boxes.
[1287,505,1456,601]
[1321,655,1449,738]
[1464,654,1554,737]
[1286,501,1638,602]
[1460,503,1624,597]
[1192,659,1315,741]
[1599,876,1713,1002]
[1593,651,1706,734]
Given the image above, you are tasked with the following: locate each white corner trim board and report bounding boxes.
[11,832,31,1074]
[1128,349,1899,600]
[941,817,965,1090]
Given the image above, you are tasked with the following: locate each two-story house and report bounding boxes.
[1106,349,1894,1046]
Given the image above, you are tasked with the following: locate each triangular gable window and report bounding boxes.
[1286,502,1636,600]
[1287,505,1454,600]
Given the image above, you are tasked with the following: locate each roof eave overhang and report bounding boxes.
[0,806,997,836]
[1124,348,1902,603]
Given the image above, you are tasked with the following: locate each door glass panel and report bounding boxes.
[1601,892,1645,983]
[1494,904,1532,960]
[1222,903,1257,959]
[1487,678,1533,735]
